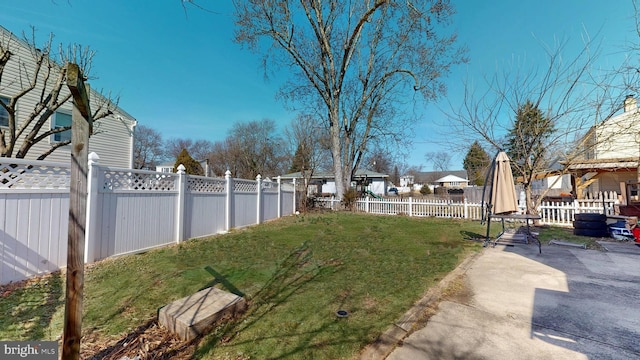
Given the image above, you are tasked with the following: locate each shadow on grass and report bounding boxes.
[460,230,486,243]
[202,266,245,297]
[0,271,64,340]
[192,241,345,359]
[83,242,344,359]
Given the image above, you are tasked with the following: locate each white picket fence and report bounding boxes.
[0,154,296,285]
[316,191,619,225]
[538,191,619,226]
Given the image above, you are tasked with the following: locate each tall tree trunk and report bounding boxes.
[330,116,345,200]
[524,184,538,216]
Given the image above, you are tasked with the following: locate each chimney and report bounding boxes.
[624,94,637,112]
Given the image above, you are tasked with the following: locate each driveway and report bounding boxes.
[385,241,640,359]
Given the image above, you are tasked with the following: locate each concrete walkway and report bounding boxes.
[385,242,640,360]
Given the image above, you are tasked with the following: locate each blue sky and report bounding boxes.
[0,1,636,170]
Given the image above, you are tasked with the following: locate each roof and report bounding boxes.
[280,169,389,180]
[408,170,468,182]
[434,174,469,183]
[565,157,638,171]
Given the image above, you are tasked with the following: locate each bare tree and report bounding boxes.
[286,114,332,173]
[363,146,393,174]
[208,119,289,179]
[234,0,466,200]
[0,27,117,159]
[285,113,332,202]
[165,138,214,162]
[425,151,452,172]
[446,36,623,214]
[133,125,164,169]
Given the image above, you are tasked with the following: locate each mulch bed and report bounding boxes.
[1,273,198,360]
[81,319,197,360]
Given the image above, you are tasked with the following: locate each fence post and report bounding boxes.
[292,178,297,213]
[256,174,262,224]
[365,195,370,213]
[225,170,233,231]
[175,164,186,243]
[408,197,413,217]
[464,198,468,219]
[277,176,282,218]
[84,152,100,264]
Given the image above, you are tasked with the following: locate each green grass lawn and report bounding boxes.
[0,213,493,359]
[536,225,606,249]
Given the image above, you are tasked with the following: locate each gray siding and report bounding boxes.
[0,26,136,167]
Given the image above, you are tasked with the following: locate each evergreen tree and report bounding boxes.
[174,148,204,175]
[392,166,400,187]
[463,141,490,186]
[289,142,310,173]
[505,101,554,181]
[505,100,555,214]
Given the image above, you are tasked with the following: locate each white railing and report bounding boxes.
[538,191,619,226]
[315,192,618,226]
[0,155,296,285]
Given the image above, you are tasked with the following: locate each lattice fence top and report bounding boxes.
[0,161,70,189]
[234,179,257,192]
[187,177,226,193]
[102,170,177,192]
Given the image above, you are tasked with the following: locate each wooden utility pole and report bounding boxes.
[62,63,93,360]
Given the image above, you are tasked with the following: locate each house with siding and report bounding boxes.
[0,26,136,167]
[433,174,469,188]
[280,169,390,196]
[401,170,469,191]
[156,160,212,177]
[567,95,640,197]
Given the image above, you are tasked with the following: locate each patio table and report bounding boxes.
[485,213,542,253]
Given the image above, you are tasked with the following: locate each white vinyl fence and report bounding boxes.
[316,192,619,225]
[0,154,295,285]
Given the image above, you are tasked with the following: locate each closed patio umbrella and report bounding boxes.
[490,151,518,215]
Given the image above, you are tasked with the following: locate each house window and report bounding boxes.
[52,111,72,143]
[0,96,9,127]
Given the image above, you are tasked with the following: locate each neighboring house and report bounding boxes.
[399,175,414,188]
[433,174,469,188]
[421,170,468,185]
[568,95,640,197]
[0,26,137,167]
[526,157,573,195]
[156,159,212,177]
[280,169,390,196]
[531,174,572,193]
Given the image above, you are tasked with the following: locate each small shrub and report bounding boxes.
[303,195,317,210]
[420,185,432,195]
[341,188,359,210]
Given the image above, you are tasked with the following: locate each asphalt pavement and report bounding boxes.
[383,241,640,360]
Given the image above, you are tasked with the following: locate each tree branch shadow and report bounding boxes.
[82,242,342,359]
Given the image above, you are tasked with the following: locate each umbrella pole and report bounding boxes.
[483,151,500,246]
[481,150,500,224]
[484,204,493,247]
